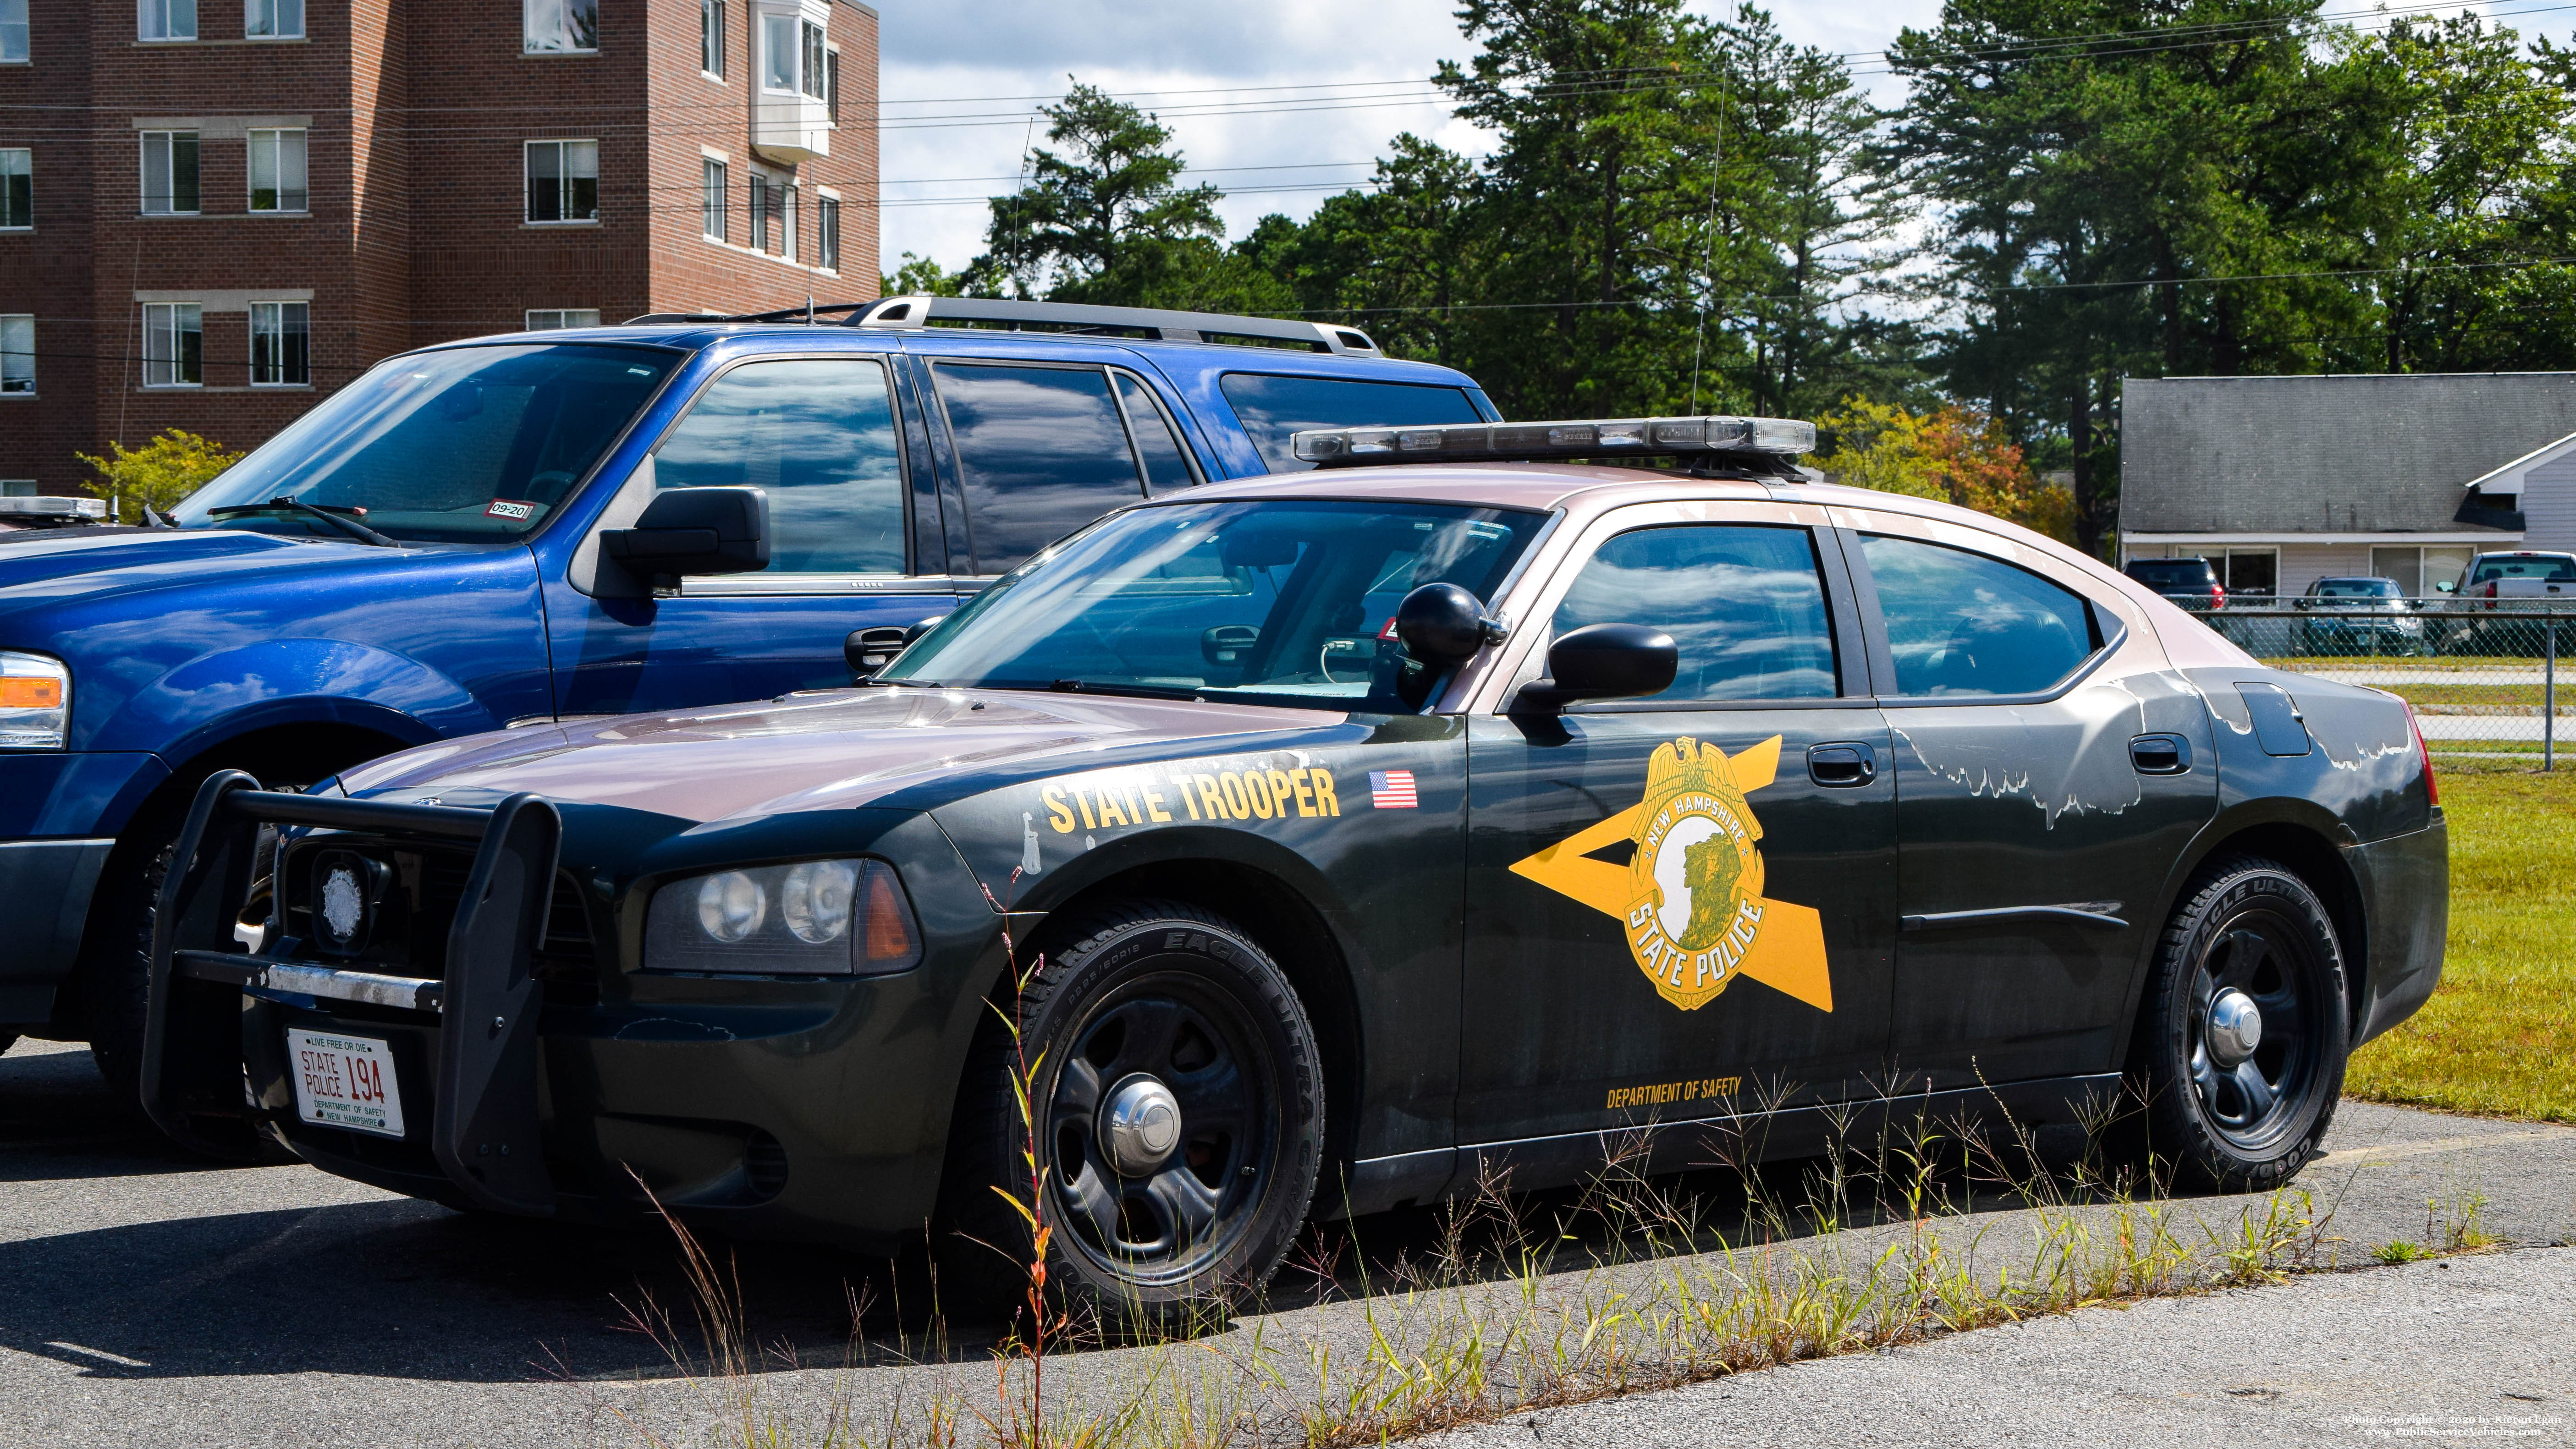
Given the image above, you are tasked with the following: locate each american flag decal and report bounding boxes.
[1368,770,1419,809]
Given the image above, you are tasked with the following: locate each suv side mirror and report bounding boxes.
[601,488,769,586]
[1513,623,1677,713]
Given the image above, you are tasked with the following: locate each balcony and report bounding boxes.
[749,0,833,165]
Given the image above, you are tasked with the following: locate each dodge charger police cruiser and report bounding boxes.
[143,415,2447,1317]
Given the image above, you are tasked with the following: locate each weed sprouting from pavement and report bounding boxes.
[583,1071,2458,1449]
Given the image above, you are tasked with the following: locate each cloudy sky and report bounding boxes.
[870,0,2548,278]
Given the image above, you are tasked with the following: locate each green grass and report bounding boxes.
[2345,760,2576,1123]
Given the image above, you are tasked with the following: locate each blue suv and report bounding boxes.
[0,296,1497,1103]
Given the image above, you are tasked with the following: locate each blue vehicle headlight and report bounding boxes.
[643,859,920,976]
[0,652,70,750]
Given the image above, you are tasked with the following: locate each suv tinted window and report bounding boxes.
[654,357,905,573]
[1219,373,1484,472]
[934,362,1148,573]
[1114,372,1198,493]
[1552,524,1838,702]
[2124,559,2215,586]
[1864,535,2097,697]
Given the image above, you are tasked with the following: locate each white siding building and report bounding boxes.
[2119,373,2571,597]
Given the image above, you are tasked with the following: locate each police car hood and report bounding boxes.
[333,687,1335,824]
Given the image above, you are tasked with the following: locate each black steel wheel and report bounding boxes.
[939,900,1322,1323]
[2131,856,2349,1192]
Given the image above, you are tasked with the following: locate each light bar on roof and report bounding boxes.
[1289,415,1818,466]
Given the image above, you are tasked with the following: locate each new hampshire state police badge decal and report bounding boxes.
[1508,735,1833,1012]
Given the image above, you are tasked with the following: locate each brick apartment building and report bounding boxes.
[0,0,881,496]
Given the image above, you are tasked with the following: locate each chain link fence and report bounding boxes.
[2191,604,2568,766]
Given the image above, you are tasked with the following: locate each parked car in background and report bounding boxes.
[2122,556,2225,611]
[0,296,1499,1110]
[2294,576,2426,656]
[2432,550,2576,653]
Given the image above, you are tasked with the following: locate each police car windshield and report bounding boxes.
[172,343,677,544]
[882,499,1547,711]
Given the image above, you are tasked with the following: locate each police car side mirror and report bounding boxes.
[2434,580,2457,594]
[1514,623,1678,713]
[1395,583,1504,666]
[601,487,770,587]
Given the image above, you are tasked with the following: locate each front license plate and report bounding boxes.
[286,1028,407,1139]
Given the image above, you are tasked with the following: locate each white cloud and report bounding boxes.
[871,0,1945,276]
[867,0,2553,282]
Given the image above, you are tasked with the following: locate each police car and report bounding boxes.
[144,416,2447,1316]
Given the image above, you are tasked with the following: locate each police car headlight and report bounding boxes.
[645,859,920,976]
[0,652,71,751]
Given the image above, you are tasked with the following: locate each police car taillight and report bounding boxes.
[2411,707,2439,807]
[1289,414,1818,466]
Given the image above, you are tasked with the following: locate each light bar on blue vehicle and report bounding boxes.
[1289,415,1818,466]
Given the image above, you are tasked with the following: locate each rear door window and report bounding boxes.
[1862,535,2099,697]
[1115,371,1199,494]
[1219,373,1485,472]
[653,357,906,574]
[932,361,1150,574]
[2471,555,2576,582]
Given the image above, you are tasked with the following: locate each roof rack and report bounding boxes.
[1290,416,1818,477]
[850,296,1382,356]
[624,297,1385,356]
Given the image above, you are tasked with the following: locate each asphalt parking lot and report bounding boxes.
[4,1034,2572,1449]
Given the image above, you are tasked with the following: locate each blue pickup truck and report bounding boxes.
[0,296,1497,1103]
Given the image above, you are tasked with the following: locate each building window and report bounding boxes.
[780,183,797,262]
[525,139,597,223]
[826,49,840,121]
[144,302,202,387]
[0,150,28,229]
[799,21,824,99]
[760,12,794,91]
[250,301,308,385]
[525,309,602,330]
[0,481,35,495]
[2,0,28,61]
[816,195,839,272]
[248,129,307,212]
[245,0,301,37]
[523,0,595,53]
[139,0,194,40]
[0,315,31,395]
[701,158,727,240]
[140,131,200,214]
[699,0,723,75]
[747,173,766,250]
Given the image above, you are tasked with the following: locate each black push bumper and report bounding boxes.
[143,769,563,1214]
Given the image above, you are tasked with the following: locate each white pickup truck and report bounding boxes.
[2435,550,2575,652]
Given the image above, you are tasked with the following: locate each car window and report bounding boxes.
[652,357,905,574]
[2124,560,2213,584]
[1219,373,1485,472]
[1862,535,2097,697]
[2315,579,2397,598]
[934,362,1148,574]
[881,499,1547,713]
[173,344,676,543]
[1114,371,1198,493]
[2470,555,2576,582]
[1552,524,1838,702]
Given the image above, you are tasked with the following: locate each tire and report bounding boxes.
[2130,857,2349,1193]
[936,900,1324,1325]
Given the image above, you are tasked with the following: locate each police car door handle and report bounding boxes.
[1806,741,1877,787]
